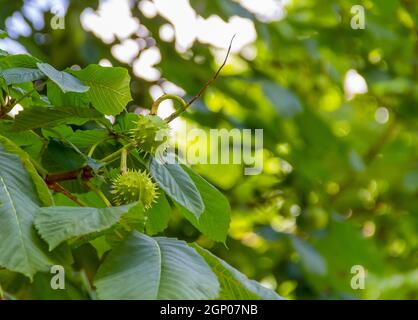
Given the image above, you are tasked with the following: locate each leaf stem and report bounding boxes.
[99,143,134,165]
[150,94,187,116]
[85,181,112,208]
[88,136,111,158]
[120,148,128,173]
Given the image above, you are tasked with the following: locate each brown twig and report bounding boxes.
[165,35,236,123]
[47,181,87,206]
[45,167,94,184]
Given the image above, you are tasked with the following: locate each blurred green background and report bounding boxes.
[1,0,417,299]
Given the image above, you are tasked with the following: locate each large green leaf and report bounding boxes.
[12,106,103,131]
[0,67,44,85]
[194,245,283,300]
[178,165,230,242]
[71,64,132,115]
[34,203,137,250]
[37,63,89,93]
[95,232,219,299]
[0,149,53,279]
[149,157,204,217]
[0,135,53,206]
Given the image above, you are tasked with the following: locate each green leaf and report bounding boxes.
[46,80,90,108]
[114,112,140,132]
[0,67,44,85]
[0,54,41,69]
[12,106,103,131]
[68,129,109,152]
[41,140,85,172]
[194,245,283,300]
[90,236,112,259]
[95,232,219,299]
[34,203,137,250]
[9,82,43,108]
[178,165,230,242]
[0,121,43,146]
[0,149,53,279]
[37,63,89,93]
[149,156,204,217]
[70,65,132,115]
[0,135,53,206]
[0,76,7,91]
[145,193,171,235]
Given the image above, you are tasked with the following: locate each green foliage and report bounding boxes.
[37,63,89,93]
[0,135,53,206]
[0,149,53,279]
[95,232,220,300]
[178,165,230,243]
[70,65,132,115]
[0,39,275,300]
[194,245,282,300]
[149,156,205,217]
[34,203,137,250]
[0,67,44,85]
[1,0,418,300]
[12,106,104,131]
[145,193,171,235]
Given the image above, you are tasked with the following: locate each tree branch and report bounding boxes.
[165,35,235,123]
[45,167,95,184]
[47,182,87,207]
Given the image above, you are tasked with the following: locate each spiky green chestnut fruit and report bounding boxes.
[130,115,170,155]
[111,169,158,208]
